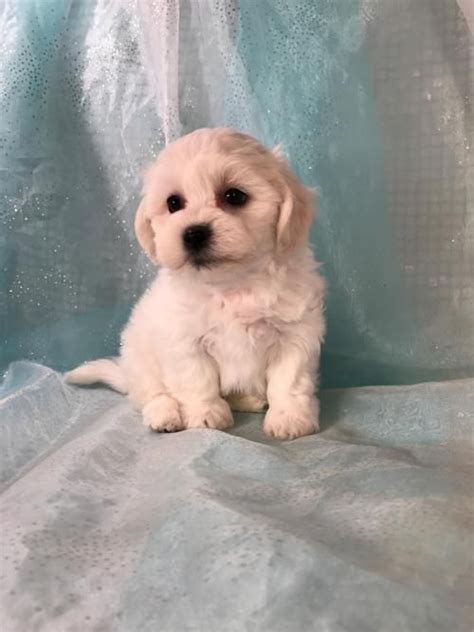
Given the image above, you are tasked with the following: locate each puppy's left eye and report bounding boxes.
[223,188,248,207]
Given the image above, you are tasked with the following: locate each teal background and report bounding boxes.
[1,0,473,387]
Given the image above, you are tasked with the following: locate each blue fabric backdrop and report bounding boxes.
[1,0,472,387]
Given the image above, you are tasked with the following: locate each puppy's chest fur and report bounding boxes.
[201,288,279,395]
[146,258,322,398]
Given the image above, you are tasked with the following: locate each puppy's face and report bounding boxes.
[135,128,314,273]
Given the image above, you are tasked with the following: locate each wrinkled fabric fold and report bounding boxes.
[1,362,473,631]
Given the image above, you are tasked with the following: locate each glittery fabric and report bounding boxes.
[0,0,158,370]
[1,0,472,385]
[1,363,473,631]
[0,2,473,630]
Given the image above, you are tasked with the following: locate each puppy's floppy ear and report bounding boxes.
[276,163,315,254]
[134,198,157,262]
[272,144,284,159]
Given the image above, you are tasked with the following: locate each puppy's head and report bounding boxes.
[135,128,314,272]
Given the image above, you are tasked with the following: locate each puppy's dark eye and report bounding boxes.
[167,194,184,213]
[223,188,248,207]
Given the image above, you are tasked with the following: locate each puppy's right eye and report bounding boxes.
[167,194,184,213]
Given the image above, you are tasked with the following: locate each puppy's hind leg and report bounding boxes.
[142,395,183,433]
[121,329,184,433]
[132,380,184,434]
[167,352,234,431]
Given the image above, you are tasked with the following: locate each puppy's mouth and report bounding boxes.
[188,252,240,270]
[190,255,215,269]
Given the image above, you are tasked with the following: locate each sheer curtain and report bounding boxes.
[1,0,472,388]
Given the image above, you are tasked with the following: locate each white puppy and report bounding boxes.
[66,128,325,439]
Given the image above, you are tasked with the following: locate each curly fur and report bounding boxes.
[66,128,325,440]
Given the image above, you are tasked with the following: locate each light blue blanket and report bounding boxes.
[1,362,472,631]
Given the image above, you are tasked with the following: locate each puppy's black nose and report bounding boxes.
[182,224,212,252]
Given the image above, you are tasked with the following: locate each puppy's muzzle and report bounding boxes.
[182,224,212,254]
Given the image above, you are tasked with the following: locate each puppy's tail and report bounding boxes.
[64,358,128,394]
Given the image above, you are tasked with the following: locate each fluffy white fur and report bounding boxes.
[65,128,325,439]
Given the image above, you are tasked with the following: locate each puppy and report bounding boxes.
[66,128,325,439]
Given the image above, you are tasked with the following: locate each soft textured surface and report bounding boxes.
[1,362,473,632]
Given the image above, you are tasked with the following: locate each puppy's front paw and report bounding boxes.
[264,401,319,440]
[184,397,234,431]
[143,395,184,433]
